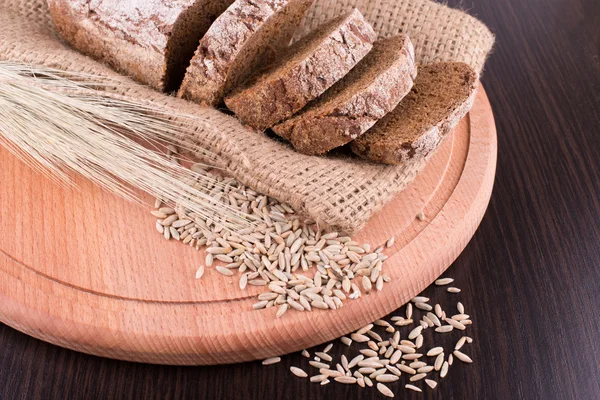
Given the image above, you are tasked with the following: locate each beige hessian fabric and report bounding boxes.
[0,0,494,234]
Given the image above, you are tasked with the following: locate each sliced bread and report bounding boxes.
[48,0,235,92]
[224,9,377,130]
[351,62,479,165]
[178,0,315,106]
[272,35,417,155]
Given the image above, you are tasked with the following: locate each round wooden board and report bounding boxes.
[0,86,496,365]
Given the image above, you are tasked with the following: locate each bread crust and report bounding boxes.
[272,35,417,155]
[224,9,376,130]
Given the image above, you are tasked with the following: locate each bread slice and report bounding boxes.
[224,9,377,130]
[351,62,479,165]
[48,0,235,92]
[178,0,315,106]
[272,35,417,155]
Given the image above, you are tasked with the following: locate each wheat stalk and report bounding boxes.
[0,61,255,229]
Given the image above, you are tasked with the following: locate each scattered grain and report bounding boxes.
[455,337,467,350]
[334,376,357,384]
[290,366,308,378]
[427,347,444,357]
[262,357,281,365]
[425,379,438,389]
[453,350,473,363]
[406,384,422,392]
[377,383,394,398]
[434,278,454,286]
[440,361,449,378]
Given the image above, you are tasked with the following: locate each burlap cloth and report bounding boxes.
[0,0,494,234]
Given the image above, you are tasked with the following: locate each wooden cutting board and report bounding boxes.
[0,87,496,365]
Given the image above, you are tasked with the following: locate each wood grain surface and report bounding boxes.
[0,0,599,398]
[0,82,495,364]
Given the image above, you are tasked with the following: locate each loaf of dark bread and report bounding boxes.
[48,0,236,92]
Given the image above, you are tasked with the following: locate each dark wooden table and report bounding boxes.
[1,0,599,399]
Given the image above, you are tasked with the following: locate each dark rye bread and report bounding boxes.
[224,9,376,130]
[48,0,235,92]
[178,0,315,106]
[351,62,479,165]
[272,35,417,155]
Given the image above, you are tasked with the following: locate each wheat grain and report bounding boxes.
[315,352,332,362]
[445,318,467,330]
[434,353,444,371]
[238,274,249,290]
[356,324,373,335]
[435,325,454,333]
[410,373,427,382]
[386,237,395,248]
[409,361,427,369]
[320,369,342,378]
[276,304,288,318]
[351,333,370,343]
[376,374,399,383]
[406,384,422,392]
[440,361,449,378]
[377,383,394,397]
[262,357,281,365]
[425,379,438,389]
[216,266,233,276]
[334,376,357,384]
[427,347,444,356]
[290,367,308,378]
[398,364,416,375]
[452,314,470,321]
[348,355,364,369]
[435,278,454,286]
[309,361,330,369]
[402,353,423,360]
[408,326,423,340]
[453,350,473,363]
